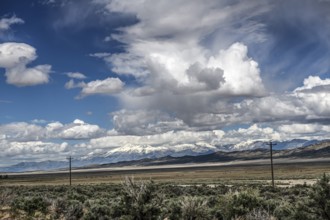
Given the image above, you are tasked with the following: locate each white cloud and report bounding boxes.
[79,77,125,97]
[0,140,69,161]
[107,41,265,96]
[0,15,24,31]
[73,119,85,124]
[110,74,330,133]
[1,117,330,163]
[0,42,36,68]
[3,0,330,164]
[46,121,63,133]
[115,41,265,127]
[59,123,105,140]
[83,1,330,138]
[66,72,87,79]
[0,42,52,87]
[295,76,330,91]
[223,124,280,144]
[209,43,265,96]
[5,64,51,87]
[89,52,111,58]
[89,129,223,150]
[51,120,106,140]
[90,0,267,128]
[279,123,323,134]
[64,79,85,89]
[65,77,125,98]
[0,122,45,142]
[0,120,105,142]
[112,109,189,135]
[293,76,330,118]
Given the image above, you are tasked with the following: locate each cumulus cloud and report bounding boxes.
[223,124,280,144]
[85,0,330,144]
[228,75,330,127]
[0,122,45,142]
[293,76,330,118]
[80,78,124,96]
[108,73,330,135]
[0,42,52,86]
[76,0,330,136]
[89,129,222,150]
[82,121,330,155]
[58,120,105,140]
[0,119,110,164]
[2,116,330,163]
[115,41,266,127]
[0,119,105,142]
[0,15,24,31]
[295,76,330,92]
[112,109,189,135]
[90,0,268,128]
[65,77,125,98]
[278,123,327,134]
[3,0,330,165]
[2,141,68,157]
[47,119,106,140]
[0,140,69,165]
[74,78,125,98]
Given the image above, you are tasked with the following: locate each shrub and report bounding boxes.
[309,173,330,219]
[84,203,111,220]
[65,200,84,220]
[217,189,263,219]
[11,195,49,216]
[241,208,276,220]
[180,196,210,220]
[162,199,182,220]
[120,176,163,220]
[273,201,294,220]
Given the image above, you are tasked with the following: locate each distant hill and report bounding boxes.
[94,140,330,168]
[0,139,328,172]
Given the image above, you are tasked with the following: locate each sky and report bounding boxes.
[1,0,330,165]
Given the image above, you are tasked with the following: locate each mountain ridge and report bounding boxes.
[1,139,329,172]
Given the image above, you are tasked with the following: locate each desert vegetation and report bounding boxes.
[0,174,329,219]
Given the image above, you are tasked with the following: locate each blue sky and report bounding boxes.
[1,0,330,165]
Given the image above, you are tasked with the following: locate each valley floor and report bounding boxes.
[1,158,329,186]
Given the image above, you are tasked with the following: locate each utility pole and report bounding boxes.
[67,156,72,186]
[266,141,277,188]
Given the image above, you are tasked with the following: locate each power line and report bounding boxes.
[266,141,277,188]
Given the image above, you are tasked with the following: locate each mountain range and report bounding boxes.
[0,139,327,172]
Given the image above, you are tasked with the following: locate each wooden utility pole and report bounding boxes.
[266,141,277,188]
[67,156,72,186]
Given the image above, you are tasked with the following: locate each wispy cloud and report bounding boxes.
[0,15,24,31]
[65,72,87,79]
